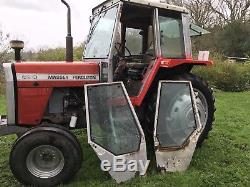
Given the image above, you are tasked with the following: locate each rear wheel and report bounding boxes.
[10,126,82,187]
[172,73,215,146]
[145,73,215,146]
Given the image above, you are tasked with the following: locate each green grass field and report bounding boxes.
[0,91,249,187]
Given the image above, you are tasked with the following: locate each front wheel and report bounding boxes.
[10,126,82,187]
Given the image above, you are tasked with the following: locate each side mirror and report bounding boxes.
[10,40,24,62]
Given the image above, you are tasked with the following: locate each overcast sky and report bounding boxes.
[0,0,103,51]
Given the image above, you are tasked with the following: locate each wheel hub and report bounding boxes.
[26,145,65,179]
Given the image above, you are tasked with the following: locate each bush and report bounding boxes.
[0,64,5,96]
[192,60,250,92]
[25,45,84,61]
[215,22,250,58]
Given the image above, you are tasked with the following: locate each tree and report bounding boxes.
[0,31,10,64]
[207,0,250,24]
[215,21,250,57]
[24,44,84,61]
[0,31,10,94]
[184,0,215,28]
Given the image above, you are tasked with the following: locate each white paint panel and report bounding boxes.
[16,73,99,81]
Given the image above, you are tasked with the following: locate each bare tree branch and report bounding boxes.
[0,31,10,64]
[184,0,217,28]
[206,0,250,24]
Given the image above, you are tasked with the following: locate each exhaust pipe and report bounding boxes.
[61,0,73,62]
[10,40,24,62]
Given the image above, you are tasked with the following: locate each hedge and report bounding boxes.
[192,60,250,92]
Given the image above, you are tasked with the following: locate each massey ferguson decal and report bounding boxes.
[16,73,99,81]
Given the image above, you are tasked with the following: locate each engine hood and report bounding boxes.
[8,61,100,88]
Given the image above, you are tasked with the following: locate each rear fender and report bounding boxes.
[159,59,213,68]
[130,58,212,106]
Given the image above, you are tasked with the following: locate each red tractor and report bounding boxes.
[0,0,215,186]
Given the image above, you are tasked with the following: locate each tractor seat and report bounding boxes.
[143,49,155,63]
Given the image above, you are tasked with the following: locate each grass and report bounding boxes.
[0,91,250,187]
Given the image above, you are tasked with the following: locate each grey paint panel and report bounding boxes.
[182,13,192,58]
[3,63,15,125]
[93,0,187,15]
[122,0,187,13]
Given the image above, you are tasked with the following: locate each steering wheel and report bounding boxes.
[115,42,132,57]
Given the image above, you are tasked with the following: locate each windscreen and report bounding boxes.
[86,83,141,156]
[84,6,118,59]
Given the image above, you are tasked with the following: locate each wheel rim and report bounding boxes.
[194,88,208,130]
[26,145,65,179]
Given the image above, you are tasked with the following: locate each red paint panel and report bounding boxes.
[159,58,213,68]
[17,81,99,88]
[15,62,99,74]
[130,58,213,106]
[15,61,100,88]
[131,58,161,106]
[18,88,52,125]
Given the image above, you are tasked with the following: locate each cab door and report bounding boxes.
[85,82,148,183]
[154,81,202,171]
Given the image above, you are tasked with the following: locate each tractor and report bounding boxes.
[0,0,215,186]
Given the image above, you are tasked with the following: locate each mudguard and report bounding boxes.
[154,81,202,172]
[85,82,148,183]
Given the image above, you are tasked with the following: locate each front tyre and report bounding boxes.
[10,126,82,187]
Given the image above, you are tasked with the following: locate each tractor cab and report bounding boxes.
[84,0,209,99]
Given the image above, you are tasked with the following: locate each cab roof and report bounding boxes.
[92,0,188,15]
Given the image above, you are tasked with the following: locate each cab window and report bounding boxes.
[159,13,185,58]
[125,28,143,56]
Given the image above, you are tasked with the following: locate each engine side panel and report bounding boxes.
[18,88,52,125]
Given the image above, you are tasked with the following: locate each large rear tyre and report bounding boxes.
[10,126,82,187]
[145,73,215,146]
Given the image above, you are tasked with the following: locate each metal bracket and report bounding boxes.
[0,115,7,126]
[0,115,29,136]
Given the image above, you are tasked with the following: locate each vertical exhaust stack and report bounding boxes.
[10,40,24,62]
[61,0,73,62]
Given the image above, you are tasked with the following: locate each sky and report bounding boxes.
[0,0,103,51]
